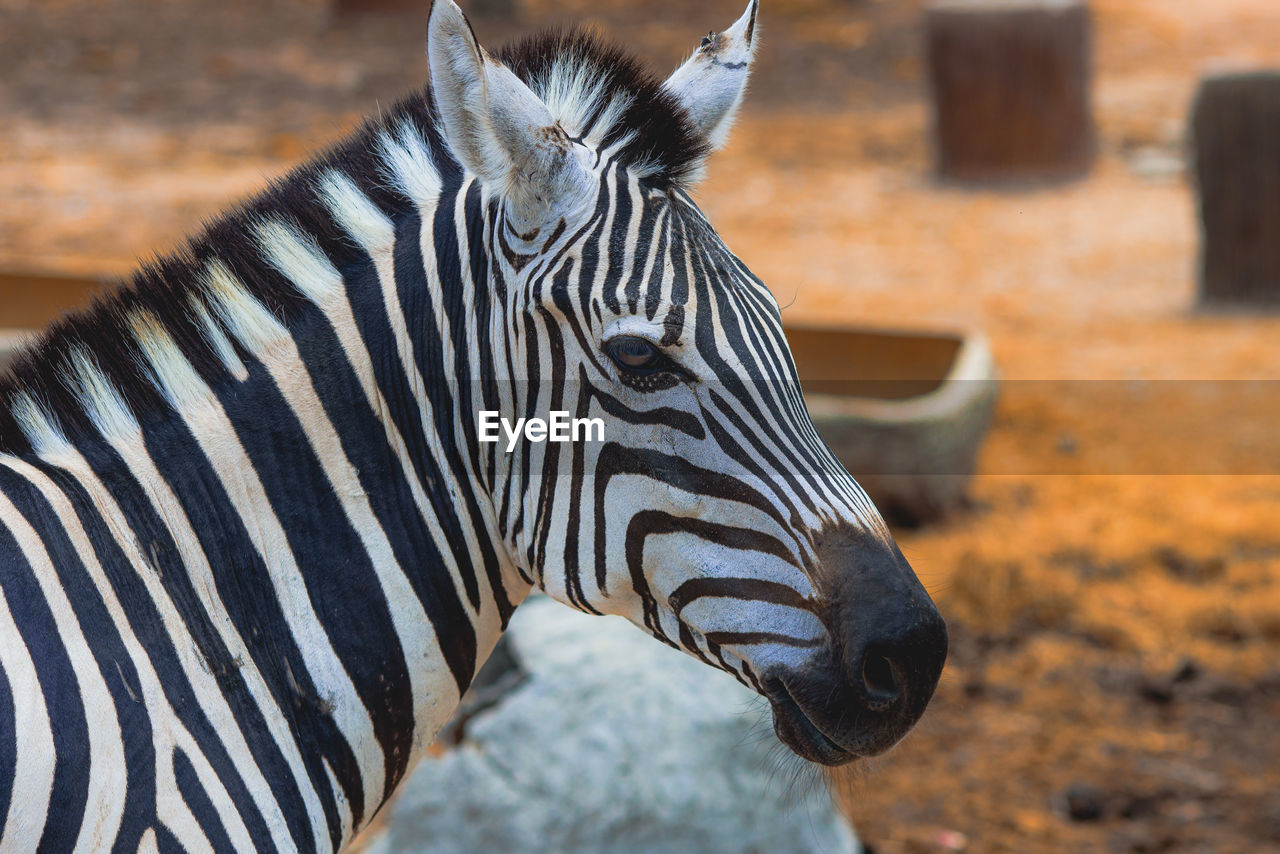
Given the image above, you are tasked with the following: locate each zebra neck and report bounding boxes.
[217,173,534,793]
[0,168,532,847]
[175,187,535,839]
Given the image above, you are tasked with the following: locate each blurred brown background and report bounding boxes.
[2,0,1280,852]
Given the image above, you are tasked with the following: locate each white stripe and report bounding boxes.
[9,391,69,456]
[323,759,352,845]
[321,172,488,743]
[255,219,343,307]
[65,349,138,441]
[0,487,127,853]
[0,578,56,852]
[378,123,442,208]
[318,172,395,255]
[442,182,521,628]
[189,297,249,382]
[201,261,289,356]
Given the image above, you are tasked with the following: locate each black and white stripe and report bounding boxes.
[0,1,946,850]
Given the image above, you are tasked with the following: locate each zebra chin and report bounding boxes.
[762,658,939,767]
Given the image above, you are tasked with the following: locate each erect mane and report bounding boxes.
[0,26,707,456]
[497,28,710,187]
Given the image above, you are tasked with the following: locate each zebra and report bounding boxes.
[0,0,947,850]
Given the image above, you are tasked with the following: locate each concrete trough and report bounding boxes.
[786,323,999,525]
[1,270,109,373]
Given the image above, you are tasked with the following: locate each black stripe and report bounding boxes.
[417,179,512,614]
[668,577,814,616]
[0,469,157,854]
[622,186,662,313]
[593,444,795,591]
[173,747,236,853]
[390,206,490,613]
[153,822,187,854]
[454,183,516,623]
[0,517,90,853]
[0,641,14,828]
[290,293,482,715]
[603,166,632,315]
[622,509,799,638]
[3,468,158,851]
[333,230,483,701]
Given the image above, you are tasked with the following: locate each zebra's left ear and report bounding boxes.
[663,0,759,152]
[428,0,592,227]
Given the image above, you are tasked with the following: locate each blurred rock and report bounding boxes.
[1062,783,1106,822]
[1125,147,1185,184]
[364,596,860,854]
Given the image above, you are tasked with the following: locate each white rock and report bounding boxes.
[364,596,860,854]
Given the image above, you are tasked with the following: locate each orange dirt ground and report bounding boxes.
[1,0,1278,851]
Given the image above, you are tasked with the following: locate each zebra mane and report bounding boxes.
[0,26,707,455]
[497,28,710,186]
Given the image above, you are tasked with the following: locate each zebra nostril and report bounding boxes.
[860,649,901,707]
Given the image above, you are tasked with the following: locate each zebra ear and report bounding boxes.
[663,0,759,152]
[427,0,591,225]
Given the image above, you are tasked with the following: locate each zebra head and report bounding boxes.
[429,0,946,765]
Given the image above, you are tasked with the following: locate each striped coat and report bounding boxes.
[0,1,946,851]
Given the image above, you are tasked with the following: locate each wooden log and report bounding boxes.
[1192,70,1280,306]
[926,0,1095,182]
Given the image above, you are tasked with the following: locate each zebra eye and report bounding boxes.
[605,336,663,374]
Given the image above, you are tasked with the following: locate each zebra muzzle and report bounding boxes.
[764,541,949,765]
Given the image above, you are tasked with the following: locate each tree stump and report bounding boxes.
[1192,71,1280,306]
[926,0,1095,182]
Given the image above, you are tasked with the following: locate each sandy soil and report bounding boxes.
[2,0,1278,851]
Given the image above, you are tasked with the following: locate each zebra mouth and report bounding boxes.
[764,678,859,767]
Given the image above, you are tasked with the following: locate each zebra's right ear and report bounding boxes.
[427,0,592,228]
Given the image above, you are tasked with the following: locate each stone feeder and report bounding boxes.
[786,324,999,525]
[0,331,24,375]
[0,270,107,373]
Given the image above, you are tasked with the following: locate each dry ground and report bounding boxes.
[2,0,1279,851]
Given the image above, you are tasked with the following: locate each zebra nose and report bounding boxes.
[849,607,947,714]
[833,543,948,726]
[858,645,902,711]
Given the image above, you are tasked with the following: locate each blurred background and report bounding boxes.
[2,0,1279,851]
